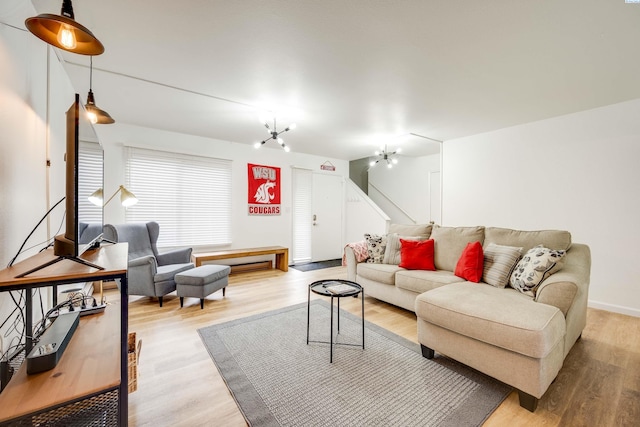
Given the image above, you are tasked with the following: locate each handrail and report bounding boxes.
[368,182,417,224]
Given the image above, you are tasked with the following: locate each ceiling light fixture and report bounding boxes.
[253,116,296,152]
[369,145,401,169]
[25,0,104,56]
[85,57,114,124]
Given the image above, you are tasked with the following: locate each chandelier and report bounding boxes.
[253,116,296,152]
[369,145,401,168]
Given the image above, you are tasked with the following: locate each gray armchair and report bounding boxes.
[104,222,193,307]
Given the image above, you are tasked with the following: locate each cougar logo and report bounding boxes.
[254,181,276,204]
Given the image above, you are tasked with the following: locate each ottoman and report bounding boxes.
[175,264,231,309]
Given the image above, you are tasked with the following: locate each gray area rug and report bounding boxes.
[198,300,511,427]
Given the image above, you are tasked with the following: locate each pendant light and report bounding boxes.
[369,145,401,169]
[85,57,114,124]
[253,116,296,152]
[25,0,104,56]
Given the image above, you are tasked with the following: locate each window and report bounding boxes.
[292,167,312,263]
[125,147,232,247]
[78,141,103,224]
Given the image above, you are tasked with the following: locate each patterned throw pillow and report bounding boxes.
[510,245,566,296]
[482,243,522,288]
[364,233,387,264]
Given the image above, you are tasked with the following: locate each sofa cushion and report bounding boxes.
[511,245,567,296]
[364,233,387,264]
[454,241,484,283]
[388,223,433,238]
[484,227,572,253]
[396,270,464,294]
[357,263,402,286]
[415,282,566,358]
[482,243,522,288]
[399,239,435,270]
[383,233,427,264]
[430,226,485,271]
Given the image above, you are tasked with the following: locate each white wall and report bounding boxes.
[1,1,75,356]
[368,153,441,225]
[94,123,349,254]
[345,179,389,243]
[442,98,640,317]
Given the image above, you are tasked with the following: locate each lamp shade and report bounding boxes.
[88,188,104,206]
[88,185,138,207]
[25,8,104,56]
[86,90,115,124]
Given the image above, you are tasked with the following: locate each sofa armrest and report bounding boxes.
[129,255,157,270]
[535,280,578,317]
[534,243,590,317]
[156,247,193,266]
[344,246,358,281]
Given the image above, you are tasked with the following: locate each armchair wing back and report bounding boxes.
[104,222,194,307]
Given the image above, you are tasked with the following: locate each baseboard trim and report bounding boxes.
[588,300,640,318]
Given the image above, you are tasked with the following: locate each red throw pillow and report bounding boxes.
[454,241,484,282]
[399,239,435,270]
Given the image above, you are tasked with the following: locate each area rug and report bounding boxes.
[290,259,343,272]
[198,300,511,427]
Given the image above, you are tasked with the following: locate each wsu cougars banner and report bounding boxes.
[248,163,281,215]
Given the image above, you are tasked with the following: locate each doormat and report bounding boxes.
[291,259,343,272]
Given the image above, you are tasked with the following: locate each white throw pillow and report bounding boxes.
[364,233,387,264]
[510,245,566,296]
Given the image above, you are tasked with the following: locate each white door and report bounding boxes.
[311,174,343,261]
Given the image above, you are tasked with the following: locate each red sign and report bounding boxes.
[248,163,281,215]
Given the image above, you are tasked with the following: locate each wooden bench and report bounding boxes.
[191,246,289,272]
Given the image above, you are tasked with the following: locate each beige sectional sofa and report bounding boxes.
[344,224,591,412]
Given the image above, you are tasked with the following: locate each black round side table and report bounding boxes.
[307,279,364,363]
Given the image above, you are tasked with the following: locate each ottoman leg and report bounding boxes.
[223,287,226,297]
[200,298,204,309]
[180,297,184,307]
[159,296,163,307]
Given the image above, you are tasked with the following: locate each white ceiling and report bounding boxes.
[31,0,640,160]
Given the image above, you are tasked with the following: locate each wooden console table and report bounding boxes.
[192,246,289,272]
[0,243,128,426]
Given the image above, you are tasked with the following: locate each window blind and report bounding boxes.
[125,147,232,248]
[292,168,312,263]
[78,142,103,224]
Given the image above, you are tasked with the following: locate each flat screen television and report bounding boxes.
[16,94,104,277]
[54,94,104,258]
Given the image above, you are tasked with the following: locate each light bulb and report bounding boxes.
[396,147,402,153]
[87,111,98,124]
[277,137,284,145]
[387,163,392,169]
[392,158,398,164]
[369,161,376,167]
[374,151,380,156]
[57,25,77,50]
[254,142,261,149]
[288,123,297,130]
[284,145,291,152]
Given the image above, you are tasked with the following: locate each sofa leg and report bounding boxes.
[180,297,184,307]
[159,296,163,307]
[222,287,226,297]
[420,344,435,359]
[200,298,204,309]
[518,390,538,412]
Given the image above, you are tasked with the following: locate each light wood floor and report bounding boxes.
[123,266,640,426]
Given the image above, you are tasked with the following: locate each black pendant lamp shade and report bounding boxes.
[86,89,115,124]
[25,0,104,55]
[85,57,114,124]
